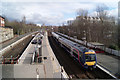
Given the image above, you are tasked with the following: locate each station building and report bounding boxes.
[0,16,14,43]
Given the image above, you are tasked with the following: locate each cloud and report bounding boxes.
[1,0,119,25]
[108,8,118,18]
[88,8,118,18]
[27,12,64,25]
[1,0,119,2]
[88,11,97,17]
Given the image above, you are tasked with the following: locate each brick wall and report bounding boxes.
[0,16,5,27]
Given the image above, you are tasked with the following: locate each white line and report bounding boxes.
[96,64,117,79]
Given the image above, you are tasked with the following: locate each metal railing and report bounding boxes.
[0,55,19,64]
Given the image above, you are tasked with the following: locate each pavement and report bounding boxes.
[0,32,63,79]
[96,53,120,78]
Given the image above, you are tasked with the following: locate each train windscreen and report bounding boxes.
[85,54,96,62]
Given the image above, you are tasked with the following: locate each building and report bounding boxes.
[0,16,5,27]
[0,16,14,43]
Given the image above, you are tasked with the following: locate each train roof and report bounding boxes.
[54,32,95,53]
[62,37,95,53]
[59,37,87,52]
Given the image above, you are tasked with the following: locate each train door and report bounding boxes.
[79,52,84,65]
[70,47,73,57]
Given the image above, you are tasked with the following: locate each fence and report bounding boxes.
[0,55,19,64]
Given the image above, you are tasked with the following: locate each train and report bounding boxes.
[52,32,97,69]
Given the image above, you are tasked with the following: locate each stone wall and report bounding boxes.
[0,27,14,43]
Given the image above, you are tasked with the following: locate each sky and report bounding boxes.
[0,0,119,26]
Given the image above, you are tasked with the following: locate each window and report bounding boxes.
[73,52,78,58]
[73,49,78,58]
[85,54,96,62]
[73,49,78,53]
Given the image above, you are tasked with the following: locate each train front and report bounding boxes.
[84,50,97,69]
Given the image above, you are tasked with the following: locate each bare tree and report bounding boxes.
[58,5,118,49]
[96,4,108,21]
[77,9,88,17]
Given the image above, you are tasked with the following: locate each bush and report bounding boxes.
[108,45,119,50]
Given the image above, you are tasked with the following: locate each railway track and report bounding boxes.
[48,35,89,79]
[48,32,114,79]
[1,34,34,64]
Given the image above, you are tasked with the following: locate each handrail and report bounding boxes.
[0,55,19,64]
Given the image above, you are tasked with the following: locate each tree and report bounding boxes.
[77,9,88,17]
[96,4,108,21]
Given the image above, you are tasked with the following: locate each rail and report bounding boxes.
[56,32,118,79]
[0,31,38,57]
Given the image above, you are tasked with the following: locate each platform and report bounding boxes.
[0,32,68,79]
[97,53,120,77]
[57,32,120,78]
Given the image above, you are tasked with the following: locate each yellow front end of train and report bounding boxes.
[84,51,97,69]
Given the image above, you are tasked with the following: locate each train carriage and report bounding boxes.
[52,32,97,69]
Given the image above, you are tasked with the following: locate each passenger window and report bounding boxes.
[73,49,78,53]
[73,52,78,58]
[72,49,78,58]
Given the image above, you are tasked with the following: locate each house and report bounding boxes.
[0,16,14,43]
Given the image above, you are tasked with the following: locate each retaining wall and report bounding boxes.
[0,31,37,57]
[0,27,14,43]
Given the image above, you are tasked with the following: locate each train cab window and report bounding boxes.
[85,54,96,62]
